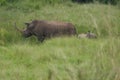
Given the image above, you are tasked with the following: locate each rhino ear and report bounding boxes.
[25,23,30,26]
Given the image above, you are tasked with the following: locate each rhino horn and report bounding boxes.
[14,23,23,33]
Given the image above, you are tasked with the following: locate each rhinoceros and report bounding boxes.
[15,20,77,42]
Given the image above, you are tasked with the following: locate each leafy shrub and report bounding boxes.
[72,0,94,3]
[0,0,7,6]
[0,0,119,6]
[72,0,119,5]
[97,0,118,5]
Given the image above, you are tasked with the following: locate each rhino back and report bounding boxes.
[32,20,76,37]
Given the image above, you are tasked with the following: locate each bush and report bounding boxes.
[0,0,7,6]
[0,0,119,6]
[0,0,20,6]
[72,0,119,5]
[97,0,118,5]
[72,0,94,3]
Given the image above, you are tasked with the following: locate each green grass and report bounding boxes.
[0,37,120,80]
[0,3,120,44]
[0,1,120,80]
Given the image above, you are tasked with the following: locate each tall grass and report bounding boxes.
[0,3,120,44]
[0,1,120,80]
[0,37,120,80]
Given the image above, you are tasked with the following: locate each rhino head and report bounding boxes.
[14,22,34,38]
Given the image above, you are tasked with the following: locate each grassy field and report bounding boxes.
[0,1,120,80]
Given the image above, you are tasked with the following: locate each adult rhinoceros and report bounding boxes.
[15,20,77,42]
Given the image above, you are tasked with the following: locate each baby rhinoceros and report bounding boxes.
[78,31,97,39]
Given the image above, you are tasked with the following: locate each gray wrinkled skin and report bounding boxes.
[19,20,77,42]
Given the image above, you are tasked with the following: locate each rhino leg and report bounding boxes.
[37,35,45,42]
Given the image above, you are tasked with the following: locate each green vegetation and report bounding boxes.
[0,0,120,6]
[73,0,119,5]
[0,1,120,80]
